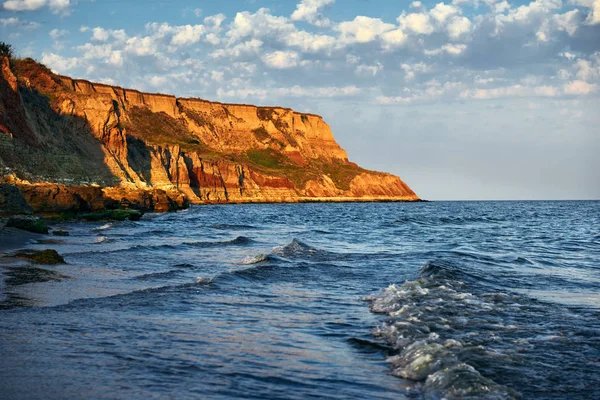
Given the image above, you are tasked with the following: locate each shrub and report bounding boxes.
[0,42,13,59]
[252,127,271,142]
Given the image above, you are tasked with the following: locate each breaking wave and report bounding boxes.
[366,261,521,399]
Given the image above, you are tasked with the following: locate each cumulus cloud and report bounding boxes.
[41,51,78,72]
[262,50,301,69]
[3,0,45,11]
[49,28,67,39]
[398,12,435,34]
[3,0,72,15]
[0,16,40,29]
[564,79,597,93]
[291,0,335,27]
[336,16,396,44]
[572,0,600,24]
[217,85,359,99]
[28,0,600,108]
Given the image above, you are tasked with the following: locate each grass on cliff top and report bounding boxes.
[317,161,365,191]
[243,149,363,191]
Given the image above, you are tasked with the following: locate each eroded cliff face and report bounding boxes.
[0,56,418,213]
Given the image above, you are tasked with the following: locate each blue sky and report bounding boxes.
[1,0,599,200]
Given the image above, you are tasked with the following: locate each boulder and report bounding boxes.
[6,215,48,234]
[14,249,65,264]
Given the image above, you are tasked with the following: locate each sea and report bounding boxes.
[1,201,599,399]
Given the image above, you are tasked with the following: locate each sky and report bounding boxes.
[1,0,599,200]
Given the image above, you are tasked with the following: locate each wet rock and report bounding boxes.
[0,184,33,215]
[4,265,69,286]
[78,209,143,221]
[6,215,48,234]
[13,249,65,264]
[52,230,69,236]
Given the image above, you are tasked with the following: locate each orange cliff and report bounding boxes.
[0,56,419,214]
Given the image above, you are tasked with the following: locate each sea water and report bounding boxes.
[1,201,599,399]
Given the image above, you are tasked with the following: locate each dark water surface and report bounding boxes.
[1,201,599,399]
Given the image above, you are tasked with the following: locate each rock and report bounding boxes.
[13,249,65,264]
[6,215,48,234]
[0,184,33,215]
[78,209,143,221]
[52,230,69,236]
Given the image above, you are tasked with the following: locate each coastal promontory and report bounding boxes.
[0,56,418,215]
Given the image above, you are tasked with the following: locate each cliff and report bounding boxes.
[0,56,418,214]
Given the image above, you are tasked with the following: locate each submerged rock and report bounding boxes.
[13,249,65,264]
[52,230,70,236]
[6,215,48,234]
[78,209,143,222]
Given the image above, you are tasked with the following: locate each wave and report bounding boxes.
[94,236,116,244]
[240,254,277,265]
[366,261,520,399]
[64,236,255,255]
[209,223,258,230]
[393,215,507,226]
[133,269,184,281]
[183,236,255,248]
[271,238,328,259]
[92,223,113,231]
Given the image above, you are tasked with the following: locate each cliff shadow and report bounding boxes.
[1,85,117,186]
[125,136,152,185]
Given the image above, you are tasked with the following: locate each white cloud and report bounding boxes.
[204,13,226,29]
[460,84,559,99]
[381,29,407,47]
[3,0,72,15]
[0,16,40,29]
[149,75,167,87]
[171,24,205,46]
[210,70,224,82]
[425,43,467,55]
[571,0,600,24]
[356,63,383,76]
[217,85,359,99]
[553,9,582,35]
[41,52,78,72]
[430,3,460,23]
[124,36,157,57]
[21,1,599,112]
[3,0,45,11]
[210,39,263,59]
[49,0,70,15]
[108,50,122,66]
[291,0,335,27]
[336,16,396,44]
[447,16,472,38]
[262,50,301,69]
[227,8,293,42]
[193,8,202,17]
[49,28,68,39]
[564,79,597,94]
[284,30,336,52]
[398,12,435,35]
[91,27,110,41]
[77,43,114,59]
[401,62,431,80]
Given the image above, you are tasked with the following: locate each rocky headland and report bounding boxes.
[0,55,418,216]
